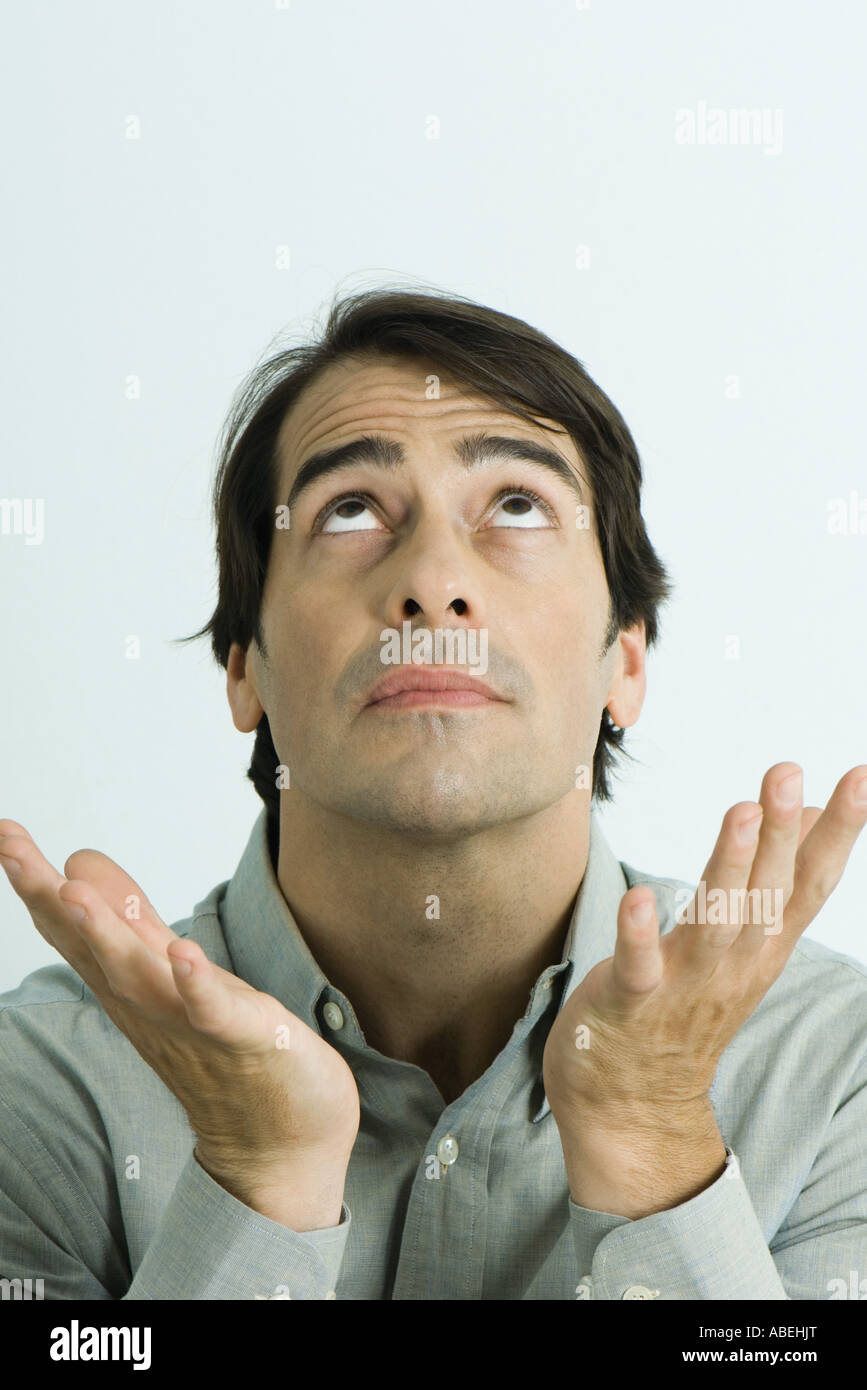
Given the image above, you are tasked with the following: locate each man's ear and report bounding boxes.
[604,622,647,730]
[226,641,265,734]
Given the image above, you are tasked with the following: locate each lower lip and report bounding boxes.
[367,690,499,709]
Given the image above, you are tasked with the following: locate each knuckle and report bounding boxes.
[796,852,843,904]
[57,889,91,922]
[809,868,843,902]
[1,834,30,863]
[0,825,27,847]
[723,805,747,836]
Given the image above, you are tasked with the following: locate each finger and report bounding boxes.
[1,827,173,949]
[0,819,31,840]
[167,939,267,1045]
[670,802,764,975]
[772,765,867,947]
[0,830,114,993]
[734,764,803,949]
[730,802,826,962]
[1,826,260,1034]
[63,847,176,954]
[608,888,664,1006]
[57,877,179,1015]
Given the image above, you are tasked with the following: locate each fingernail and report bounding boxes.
[0,854,21,878]
[631,898,654,925]
[63,901,86,922]
[854,775,867,807]
[777,770,803,808]
[171,957,192,977]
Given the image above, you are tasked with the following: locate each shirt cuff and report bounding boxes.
[569,1149,789,1300]
[124,1152,351,1300]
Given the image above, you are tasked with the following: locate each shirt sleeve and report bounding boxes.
[0,1087,351,1301]
[760,1038,867,1301]
[0,1134,116,1300]
[124,1153,351,1300]
[568,1016,867,1301]
[569,1149,788,1299]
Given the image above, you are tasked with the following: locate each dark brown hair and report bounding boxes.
[180,285,673,846]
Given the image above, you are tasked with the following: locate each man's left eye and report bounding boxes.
[489,489,556,527]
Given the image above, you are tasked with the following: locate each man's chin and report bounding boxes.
[333,774,512,841]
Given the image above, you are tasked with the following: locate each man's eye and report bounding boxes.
[316,485,557,534]
[488,488,556,528]
[318,496,383,533]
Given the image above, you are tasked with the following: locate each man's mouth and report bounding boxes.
[364,668,505,710]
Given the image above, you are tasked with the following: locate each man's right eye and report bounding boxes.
[318,495,384,533]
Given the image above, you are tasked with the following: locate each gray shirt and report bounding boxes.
[1,808,865,1300]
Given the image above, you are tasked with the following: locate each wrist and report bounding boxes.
[555,1101,727,1219]
[194,1142,352,1232]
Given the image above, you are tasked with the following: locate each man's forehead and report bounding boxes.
[276,354,580,478]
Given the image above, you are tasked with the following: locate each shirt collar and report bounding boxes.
[527,809,630,1120]
[219,806,631,1122]
[220,808,331,1027]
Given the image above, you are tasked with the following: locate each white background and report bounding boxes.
[1,0,865,992]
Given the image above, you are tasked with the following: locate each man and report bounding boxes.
[1,287,865,1300]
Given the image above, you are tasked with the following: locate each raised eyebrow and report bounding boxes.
[285,432,587,510]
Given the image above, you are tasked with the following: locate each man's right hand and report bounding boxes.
[0,820,360,1231]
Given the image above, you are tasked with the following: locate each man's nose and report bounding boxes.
[378,505,488,630]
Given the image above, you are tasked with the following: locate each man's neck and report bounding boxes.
[274,797,591,1102]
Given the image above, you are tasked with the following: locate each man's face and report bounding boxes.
[241,352,635,842]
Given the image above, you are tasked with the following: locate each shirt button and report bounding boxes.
[436,1133,459,1167]
[622,1285,660,1299]
[323,1002,345,1030]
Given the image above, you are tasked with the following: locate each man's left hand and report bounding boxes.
[542,761,867,1218]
